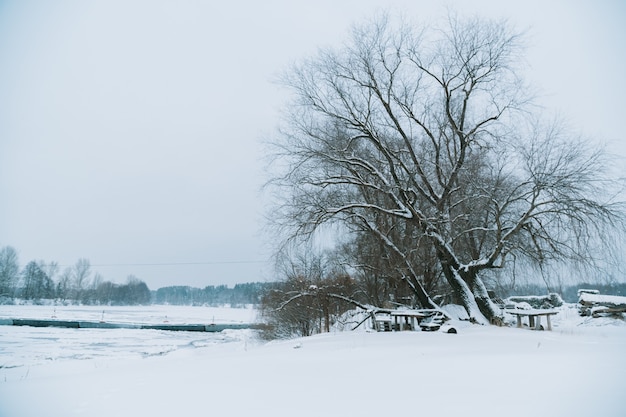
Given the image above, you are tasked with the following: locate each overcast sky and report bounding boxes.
[1,0,624,289]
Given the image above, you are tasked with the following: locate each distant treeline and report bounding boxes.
[0,245,270,307]
[0,248,152,305]
[154,282,270,306]
[7,260,152,306]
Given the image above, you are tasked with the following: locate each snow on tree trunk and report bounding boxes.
[441,263,489,325]
[431,227,490,324]
[467,272,503,324]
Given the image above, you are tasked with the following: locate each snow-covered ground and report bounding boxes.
[1,305,625,417]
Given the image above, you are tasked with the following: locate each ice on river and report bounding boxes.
[0,305,257,369]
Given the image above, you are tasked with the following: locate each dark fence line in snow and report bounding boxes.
[0,318,258,332]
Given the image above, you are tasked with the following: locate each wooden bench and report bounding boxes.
[372,309,449,332]
[390,310,430,331]
[506,309,558,331]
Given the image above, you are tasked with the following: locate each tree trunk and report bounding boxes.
[322,297,330,333]
[406,273,440,310]
[440,262,489,324]
[432,235,499,324]
[465,271,503,324]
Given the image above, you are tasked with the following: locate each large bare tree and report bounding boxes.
[270,14,623,323]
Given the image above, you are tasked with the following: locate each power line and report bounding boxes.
[24,260,268,268]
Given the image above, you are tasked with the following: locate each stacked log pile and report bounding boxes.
[578,291,626,317]
[505,293,564,309]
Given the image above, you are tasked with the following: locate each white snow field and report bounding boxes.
[1,305,625,417]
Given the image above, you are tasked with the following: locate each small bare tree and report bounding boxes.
[270,14,624,323]
[21,261,55,300]
[260,250,365,338]
[72,258,91,301]
[0,246,19,298]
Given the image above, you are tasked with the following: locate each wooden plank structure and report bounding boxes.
[506,309,558,331]
[578,292,626,317]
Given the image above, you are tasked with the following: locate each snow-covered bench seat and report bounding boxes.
[506,309,558,331]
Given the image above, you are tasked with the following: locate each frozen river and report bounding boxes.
[0,305,258,371]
